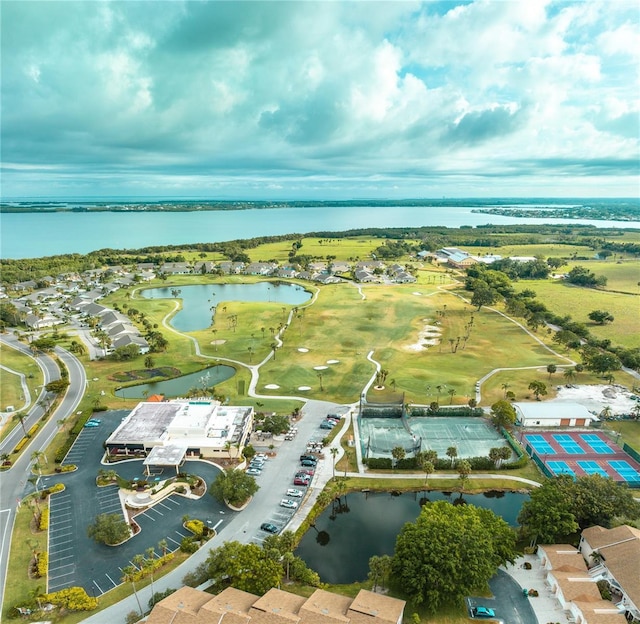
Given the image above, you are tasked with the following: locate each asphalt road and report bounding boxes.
[0,335,85,612]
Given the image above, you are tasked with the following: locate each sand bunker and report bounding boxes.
[327,359,339,364]
[264,384,280,390]
[412,292,422,296]
[211,339,227,345]
[298,347,309,353]
[405,319,442,352]
[298,386,311,391]
[314,365,328,370]
[554,384,638,415]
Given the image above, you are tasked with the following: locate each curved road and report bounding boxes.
[0,335,86,613]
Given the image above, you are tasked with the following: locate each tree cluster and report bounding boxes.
[518,475,640,544]
[391,501,517,612]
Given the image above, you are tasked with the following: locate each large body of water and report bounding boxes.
[2,205,637,259]
[295,490,528,583]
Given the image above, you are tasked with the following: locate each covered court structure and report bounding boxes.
[358,397,511,460]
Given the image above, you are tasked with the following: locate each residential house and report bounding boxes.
[355,269,377,283]
[146,584,405,624]
[277,267,298,279]
[160,262,192,274]
[244,262,276,275]
[24,313,61,329]
[218,261,245,274]
[111,333,150,354]
[579,525,640,622]
[535,543,627,624]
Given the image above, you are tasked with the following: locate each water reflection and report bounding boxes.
[295,490,528,584]
[115,365,236,399]
[142,282,311,332]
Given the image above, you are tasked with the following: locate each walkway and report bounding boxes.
[0,364,31,426]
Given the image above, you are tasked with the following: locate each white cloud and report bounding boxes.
[1,0,638,198]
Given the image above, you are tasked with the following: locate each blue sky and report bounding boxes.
[1,0,638,199]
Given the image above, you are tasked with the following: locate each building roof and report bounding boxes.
[582,525,640,609]
[539,545,586,572]
[147,586,405,624]
[513,401,596,421]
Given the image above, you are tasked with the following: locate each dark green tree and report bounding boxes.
[87,513,130,545]
[391,501,516,611]
[205,541,282,594]
[490,400,517,429]
[210,468,259,507]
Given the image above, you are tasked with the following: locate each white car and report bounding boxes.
[286,488,303,498]
[255,453,268,460]
[280,499,299,509]
[247,468,261,476]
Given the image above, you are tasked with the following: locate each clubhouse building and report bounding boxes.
[105,398,254,470]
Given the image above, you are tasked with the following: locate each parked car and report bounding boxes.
[319,422,335,430]
[84,421,100,428]
[249,460,265,468]
[260,523,279,534]
[294,476,310,486]
[247,468,261,476]
[300,459,317,467]
[300,454,316,462]
[286,488,303,498]
[471,606,496,618]
[88,418,101,424]
[280,499,298,509]
[296,468,315,476]
[327,413,342,420]
[255,453,268,460]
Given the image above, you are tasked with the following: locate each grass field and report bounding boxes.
[511,278,639,348]
[0,343,44,441]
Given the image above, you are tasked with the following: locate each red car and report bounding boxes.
[294,476,310,486]
[296,469,315,476]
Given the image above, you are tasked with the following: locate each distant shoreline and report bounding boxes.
[1,197,638,222]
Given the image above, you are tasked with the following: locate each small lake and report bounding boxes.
[142,282,311,331]
[295,490,528,584]
[114,365,236,399]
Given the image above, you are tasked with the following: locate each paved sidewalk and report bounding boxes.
[503,554,571,624]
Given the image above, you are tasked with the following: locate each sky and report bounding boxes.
[1,0,639,200]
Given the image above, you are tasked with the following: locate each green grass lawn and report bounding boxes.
[511,278,639,348]
[0,343,44,441]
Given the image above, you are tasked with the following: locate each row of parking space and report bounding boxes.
[251,454,323,542]
[48,491,78,592]
[62,425,102,464]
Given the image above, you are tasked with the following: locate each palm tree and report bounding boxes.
[330,447,338,477]
[417,452,434,487]
[121,565,143,616]
[436,385,443,404]
[31,449,47,471]
[145,547,157,603]
[448,388,457,404]
[158,539,169,557]
[563,368,576,383]
[446,446,458,467]
[317,371,324,391]
[547,364,557,380]
[501,382,511,398]
[391,446,406,469]
[457,459,471,496]
[12,411,29,437]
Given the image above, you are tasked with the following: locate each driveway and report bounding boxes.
[467,569,537,624]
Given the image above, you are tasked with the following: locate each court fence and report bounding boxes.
[531,453,553,479]
[501,427,524,460]
[623,443,640,465]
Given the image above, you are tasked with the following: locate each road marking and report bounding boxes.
[105,573,117,587]
[213,519,223,530]
[93,580,104,594]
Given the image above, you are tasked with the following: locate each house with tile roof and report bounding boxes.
[579,524,640,622]
[146,586,405,624]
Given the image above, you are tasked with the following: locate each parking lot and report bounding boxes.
[43,411,229,596]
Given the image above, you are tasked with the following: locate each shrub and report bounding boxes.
[36,551,48,578]
[365,458,392,469]
[13,437,29,453]
[597,579,612,601]
[39,508,49,531]
[41,587,98,611]
[185,519,205,538]
[180,536,199,553]
[27,423,39,437]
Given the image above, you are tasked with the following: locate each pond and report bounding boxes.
[114,365,236,399]
[295,490,528,584]
[142,282,312,331]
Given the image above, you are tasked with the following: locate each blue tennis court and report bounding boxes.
[552,434,585,454]
[580,433,612,454]
[577,461,609,477]
[547,460,575,476]
[608,460,640,482]
[526,434,555,455]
